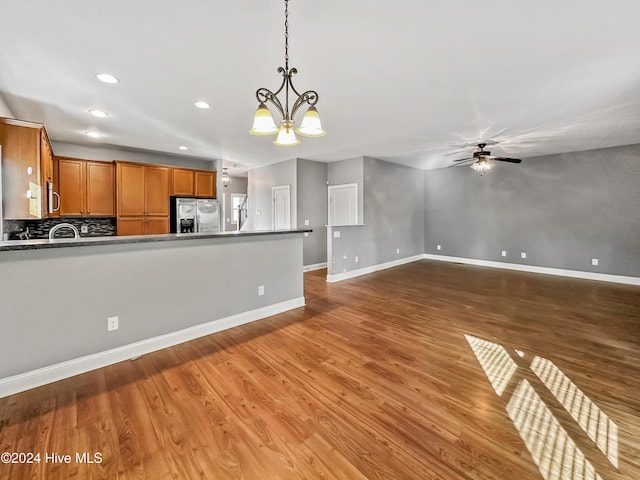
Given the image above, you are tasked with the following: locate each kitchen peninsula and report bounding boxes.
[0,229,310,397]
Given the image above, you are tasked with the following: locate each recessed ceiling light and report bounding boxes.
[89,109,109,118]
[85,131,102,138]
[194,101,211,109]
[178,146,188,151]
[96,73,119,84]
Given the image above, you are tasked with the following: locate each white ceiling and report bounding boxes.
[1,0,639,172]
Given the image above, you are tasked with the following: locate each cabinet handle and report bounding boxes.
[52,192,60,212]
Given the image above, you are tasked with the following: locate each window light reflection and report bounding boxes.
[507,379,604,480]
[531,356,619,468]
[465,334,518,396]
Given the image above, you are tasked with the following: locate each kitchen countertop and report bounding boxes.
[0,228,312,251]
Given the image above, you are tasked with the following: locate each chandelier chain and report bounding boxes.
[284,0,289,70]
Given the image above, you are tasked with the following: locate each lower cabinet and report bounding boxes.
[117,216,169,236]
[145,217,170,235]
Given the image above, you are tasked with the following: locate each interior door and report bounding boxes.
[328,183,358,225]
[272,185,291,230]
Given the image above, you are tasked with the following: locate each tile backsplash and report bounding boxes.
[3,217,116,240]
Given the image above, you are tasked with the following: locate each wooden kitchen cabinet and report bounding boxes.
[195,170,216,197]
[171,168,195,196]
[0,118,54,219]
[144,166,170,215]
[117,217,146,236]
[117,162,145,215]
[55,157,114,217]
[145,216,170,234]
[116,216,169,236]
[116,161,170,235]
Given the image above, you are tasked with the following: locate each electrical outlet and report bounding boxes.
[396,248,400,255]
[80,225,89,234]
[501,250,507,257]
[107,316,119,331]
[521,252,527,259]
[304,219,310,226]
[304,232,309,237]
[258,285,265,296]
[592,258,599,266]
[333,231,340,238]
[355,256,359,263]
[436,244,441,251]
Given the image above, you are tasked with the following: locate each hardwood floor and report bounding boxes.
[1,260,639,479]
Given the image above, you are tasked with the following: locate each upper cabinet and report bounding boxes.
[171,168,216,198]
[54,157,115,217]
[0,118,54,219]
[116,161,170,235]
[171,168,195,196]
[195,170,216,198]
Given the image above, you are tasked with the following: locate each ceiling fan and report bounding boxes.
[450,143,522,175]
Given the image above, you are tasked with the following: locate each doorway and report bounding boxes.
[272,185,291,229]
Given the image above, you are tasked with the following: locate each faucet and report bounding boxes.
[49,223,80,240]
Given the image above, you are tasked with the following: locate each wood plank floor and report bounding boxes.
[1,260,639,479]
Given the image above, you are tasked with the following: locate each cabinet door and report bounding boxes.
[117,163,145,216]
[172,168,194,196]
[86,162,115,216]
[40,129,54,216]
[0,122,41,219]
[195,171,215,197]
[57,158,84,216]
[145,216,170,235]
[145,166,170,216]
[117,217,145,236]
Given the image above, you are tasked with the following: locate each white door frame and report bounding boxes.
[272,184,291,229]
[328,183,359,225]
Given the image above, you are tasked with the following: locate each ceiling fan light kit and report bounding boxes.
[452,143,522,175]
[249,0,326,146]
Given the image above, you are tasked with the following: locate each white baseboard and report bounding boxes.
[423,254,640,286]
[303,262,327,272]
[326,254,424,283]
[0,297,306,399]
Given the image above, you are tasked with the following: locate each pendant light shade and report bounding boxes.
[295,106,326,137]
[249,103,278,135]
[273,121,300,146]
[221,168,231,188]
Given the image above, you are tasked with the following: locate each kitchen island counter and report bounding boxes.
[0,229,309,397]
[0,228,312,251]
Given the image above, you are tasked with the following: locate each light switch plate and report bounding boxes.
[333,231,340,238]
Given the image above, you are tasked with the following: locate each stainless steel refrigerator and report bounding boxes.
[170,197,220,233]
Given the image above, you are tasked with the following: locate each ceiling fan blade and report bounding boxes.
[452,157,473,163]
[492,157,522,163]
[448,160,473,167]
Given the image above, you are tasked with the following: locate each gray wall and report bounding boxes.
[52,141,215,171]
[220,176,248,231]
[329,157,425,275]
[327,156,364,222]
[297,159,328,266]
[0,234,304,379]
[246,159,297,230]
[424,143,640,277]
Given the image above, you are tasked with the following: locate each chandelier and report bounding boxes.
[249,0,325,146]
